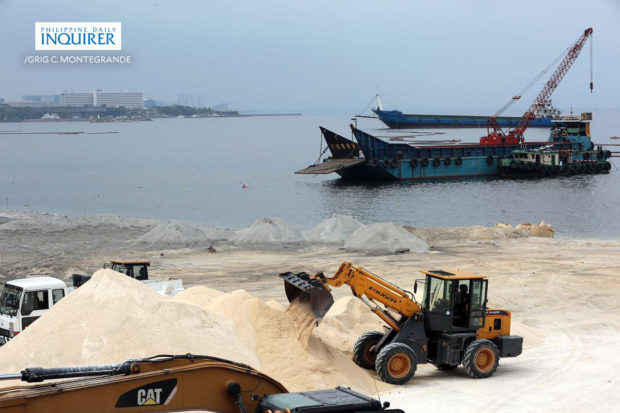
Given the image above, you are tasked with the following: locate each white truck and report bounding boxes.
[0,277,69,344]
[0,260,183,344]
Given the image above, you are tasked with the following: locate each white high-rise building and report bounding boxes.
[59,90,144,109]
[59,92,94,106]
[94,90,143,109]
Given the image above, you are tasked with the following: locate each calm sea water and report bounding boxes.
[0,112,618,238]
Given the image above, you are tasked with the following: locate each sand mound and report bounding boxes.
[0,212,76,233]
[173,285,225,303]
[344,223,429,254]
[83,214,157,229]
[175,289,381,392]
[0,271,383,393]
[317,297,385,353]
[407,225,529,244]
[405,222,554,245]
[136,220,232,247]
[232,218,304,245]
[305,214,364,243]
[0,270,255,371]
[515,221,554,238]
[0,211,156,233]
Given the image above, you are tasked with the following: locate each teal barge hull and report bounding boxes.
[373,109,555,129]
[346,116,609,181]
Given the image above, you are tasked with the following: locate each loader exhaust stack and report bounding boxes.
[279,272,334,325]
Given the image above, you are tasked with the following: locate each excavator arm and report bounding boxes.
[0,354,402,413]
[280,262,421,330]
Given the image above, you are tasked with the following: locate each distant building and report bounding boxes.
[59,92,94,106]
[59,90,144,109]
[177,93,205,108]
[0,98,4,105]
[213,103,229,111]
[22,95,59,104]
[144,98,165,108]
[94,90,143,109]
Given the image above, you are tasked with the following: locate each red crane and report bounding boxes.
[481,28,593,146]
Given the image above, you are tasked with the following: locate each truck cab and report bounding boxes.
[109,260,150,280]
[73,260,184,297]
[73,260,150,287]
[0,277,68,344]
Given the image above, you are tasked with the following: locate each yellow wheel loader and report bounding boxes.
[280,262,522,385]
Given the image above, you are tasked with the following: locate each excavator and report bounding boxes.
[280,262,522,385]
[0,354,403,413]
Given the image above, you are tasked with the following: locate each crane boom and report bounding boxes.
[481,28,593,146]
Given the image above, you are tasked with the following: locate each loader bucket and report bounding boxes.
[279,272,334,325]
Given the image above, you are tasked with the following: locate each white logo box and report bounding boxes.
[35,22,122,51]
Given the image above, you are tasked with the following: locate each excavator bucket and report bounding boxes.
[279,272,334,325]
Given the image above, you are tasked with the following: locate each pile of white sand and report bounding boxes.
[232,218,304,245]
[0,270,383,393]
[407,225,529,243]
[135,220,232,247]
[174,288,381,392]
[344,223,429,254]
[0,270,256,369]
[305,214,364,243]
[405,221,554,245]
[316,297,385,354]
[0,211,157,233]
[0,212,77,233]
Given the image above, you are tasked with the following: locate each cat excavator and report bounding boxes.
[0,354,403,413]
[280,262,522,385]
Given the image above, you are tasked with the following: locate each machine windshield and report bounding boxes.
[425,276,450,312]
[0,285,23,317]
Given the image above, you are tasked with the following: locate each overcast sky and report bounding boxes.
[0,0,618,113]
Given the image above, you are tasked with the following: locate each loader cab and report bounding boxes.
[420,270,488,333]
[110,260,150,281]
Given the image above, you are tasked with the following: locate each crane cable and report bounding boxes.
[357,92,381,117]
[494,31,587,117]
[590,32,594,92]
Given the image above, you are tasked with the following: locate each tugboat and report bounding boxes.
[498,147,611,178]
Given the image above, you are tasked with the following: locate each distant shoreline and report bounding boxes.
[0,113,302,123]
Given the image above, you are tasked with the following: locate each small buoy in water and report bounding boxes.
[242,184,248,189]
[138,186,142,189]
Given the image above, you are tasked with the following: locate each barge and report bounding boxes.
[373,100,559,129]
[296,114,611,181]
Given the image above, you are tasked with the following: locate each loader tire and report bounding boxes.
[353,331,384,369]
[463,339,499,379]
[375,343,417,385]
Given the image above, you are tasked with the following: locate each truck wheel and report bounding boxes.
[463,339,500,378]
[353,331,384,369]
[375,343,417,385]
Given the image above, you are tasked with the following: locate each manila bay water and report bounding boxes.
[0,111,619,239]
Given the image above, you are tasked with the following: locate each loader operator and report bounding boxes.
[453,284,469,327]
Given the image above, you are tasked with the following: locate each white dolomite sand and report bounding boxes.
[0,211,618,411]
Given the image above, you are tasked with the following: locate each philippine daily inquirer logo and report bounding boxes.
[35,22,121,51]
